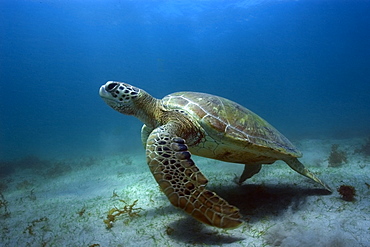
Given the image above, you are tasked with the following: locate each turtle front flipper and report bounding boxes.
[146,125,243,229]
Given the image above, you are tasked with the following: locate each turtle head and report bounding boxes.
[99,81,144,115]
[99,81,160,128]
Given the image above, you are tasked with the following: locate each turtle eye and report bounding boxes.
[106,82,118,91]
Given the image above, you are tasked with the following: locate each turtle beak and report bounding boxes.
[99,85,109,98]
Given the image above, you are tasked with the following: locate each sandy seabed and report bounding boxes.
[0,138,369,247]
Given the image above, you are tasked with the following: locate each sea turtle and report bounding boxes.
[99,81,331,229]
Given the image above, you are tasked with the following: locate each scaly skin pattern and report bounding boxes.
[146,124,243,229]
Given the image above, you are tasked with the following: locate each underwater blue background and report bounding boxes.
[1,0,370,160]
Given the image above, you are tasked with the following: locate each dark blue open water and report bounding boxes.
[1,0,370,160]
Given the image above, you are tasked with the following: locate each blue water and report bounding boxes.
[1,0,370,160]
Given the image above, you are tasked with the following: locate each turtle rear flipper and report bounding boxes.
[284,157,332,192]
[239,164,262,184]
[146,125,243,229]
